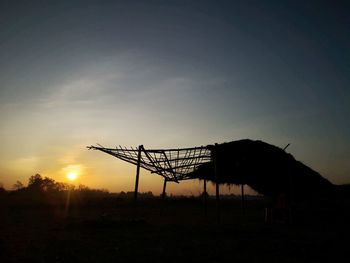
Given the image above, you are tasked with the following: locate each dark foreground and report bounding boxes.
[1,197,349,263]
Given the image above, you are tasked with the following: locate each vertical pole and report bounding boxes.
[215,182,220,222]
[241,184,245,213]
[284,144,292,224]
[203,179,208,214]
[214,143,220,223]
[160,178,168,216]
[162,178,167,200]
[288,162,293,224]
[134,145,142,201]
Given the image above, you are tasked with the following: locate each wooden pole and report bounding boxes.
[241,184,245,213]
[215,182,220,222]
[134,145,142,201]
[160,178,168,216]
[284,144,293,224]
[214,143,220,223]
[162,178,167,200]
[203,179,208,214]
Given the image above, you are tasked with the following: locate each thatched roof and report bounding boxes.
[189,139,334,202]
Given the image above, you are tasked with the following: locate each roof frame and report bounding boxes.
[87,144,212,182]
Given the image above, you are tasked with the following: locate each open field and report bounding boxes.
[1,196,349,263]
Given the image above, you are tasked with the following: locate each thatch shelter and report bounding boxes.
[189,139,335,204]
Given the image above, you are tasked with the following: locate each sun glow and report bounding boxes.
[67,172,77,181]
[63,164,83,182]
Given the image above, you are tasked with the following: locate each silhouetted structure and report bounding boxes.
[88,144,211,181]
[87,144,211,200]
[88,139,336,223]
[190,140,334,203]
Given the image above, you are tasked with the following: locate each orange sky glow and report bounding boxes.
[0,1,349,195]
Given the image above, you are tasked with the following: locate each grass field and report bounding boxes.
[1,196,349,263]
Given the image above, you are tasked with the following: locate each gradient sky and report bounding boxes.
[0,0,349,195]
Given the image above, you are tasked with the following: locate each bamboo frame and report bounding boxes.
[87,144,212,182]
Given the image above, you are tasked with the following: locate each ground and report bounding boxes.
[0,197,349,262]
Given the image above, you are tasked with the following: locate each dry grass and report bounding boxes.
[0,197,349,263]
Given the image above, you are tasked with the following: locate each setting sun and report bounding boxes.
[67,172,77,181]
[63,164,83,182]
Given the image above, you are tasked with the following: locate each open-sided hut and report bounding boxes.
[190,139,335,204]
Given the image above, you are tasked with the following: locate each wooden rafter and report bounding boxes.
[87,144,212,181]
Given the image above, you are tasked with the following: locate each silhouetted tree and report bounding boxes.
[28,174,44,191]
[0,182,5,194]
[27,174,60,192]
[13,181,24,190]
[78,184,90,191]
[41,177,59,192]
[56,182,74,191]
[143,191,154,198]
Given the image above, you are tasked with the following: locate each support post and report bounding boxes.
[134,145,142,201]
[162,178,167,200]
[241,184,245,213]
[203,179,208,214]
[215,182,220,222]
[160,178,168,216]
[213,143,220,223]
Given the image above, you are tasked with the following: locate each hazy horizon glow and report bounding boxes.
[0,1,349,194]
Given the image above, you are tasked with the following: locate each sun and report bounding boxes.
[67,172,78,181]
[63,164,83,182]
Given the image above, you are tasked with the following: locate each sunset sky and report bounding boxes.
[0,0,349,195]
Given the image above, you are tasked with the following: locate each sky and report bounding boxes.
[0,0,349,195]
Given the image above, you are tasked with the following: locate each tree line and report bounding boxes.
[0,174,111,206]
[10,173,105,193]
[0,174,156,203]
